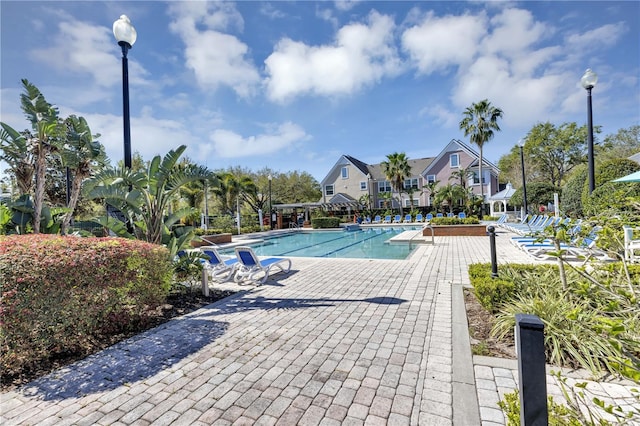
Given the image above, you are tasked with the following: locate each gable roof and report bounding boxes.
[320,155,371,186]
[422,139,500,176]
[367,157,433,180]
[488,182,517,201]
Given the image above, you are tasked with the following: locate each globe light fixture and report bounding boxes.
[113,15,137,169]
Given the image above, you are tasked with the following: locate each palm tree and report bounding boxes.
[423,180,440,209]
[459,99,503,216]
[83,145,210,245]
[449,167,473,213]
[434,183,466,214]
[59,115,107,234]
[381,152,411,215]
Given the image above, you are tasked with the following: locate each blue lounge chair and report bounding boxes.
[436,213,444,218]
[414,213,424,222]
[201,248,238,281]
[447,213,454,218]
[425,213,433,221]
[392,215,402,223]
[402,214,412,223]
[458,212,466,219]
[383,215,392,223]
[364,216,372,224]
[372,215,382,224]
[233,246,292,285]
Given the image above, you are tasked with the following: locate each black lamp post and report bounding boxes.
[268,174,272,213]
[519,140,528,219]
[366,173,372,212]
[113,15,137,170]
[581,68,598,194]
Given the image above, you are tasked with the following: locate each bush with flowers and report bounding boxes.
[0,235,173,379]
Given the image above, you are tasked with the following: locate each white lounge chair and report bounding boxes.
[623,225,640,262]
[201,248,238,281]
[233,246,292,285]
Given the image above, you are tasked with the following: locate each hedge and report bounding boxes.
[0,235,173,378]
[311,217,342,229]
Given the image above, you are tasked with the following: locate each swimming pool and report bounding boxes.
[221,227,421,260]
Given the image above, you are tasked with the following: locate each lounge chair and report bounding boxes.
[383,215,392,224]
[201,248,238,281]
[372,215,382,224]
[436,213,444,218]
[233,246,292,285]
[458,212,466,219]
[414,213,424,223]
[392,215,402,223]
[425,213,434,221]
[402,214,412,223]
[623,225,640,262]
[363,216,372,224]
[447,213,454,218]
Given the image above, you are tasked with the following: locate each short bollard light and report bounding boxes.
[515,314,548,425]
[487,225,498,278]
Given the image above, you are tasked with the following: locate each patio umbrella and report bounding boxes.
[612,170,640,182]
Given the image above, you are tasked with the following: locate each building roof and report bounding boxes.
[488,182,517,201]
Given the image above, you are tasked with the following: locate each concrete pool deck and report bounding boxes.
[1,229,637,425]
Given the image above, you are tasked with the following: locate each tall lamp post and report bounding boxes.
[519,140,528,219]
[113,15,137,170]
[268,174,273,229]
[581,68,598,194]
[366,173,372,212]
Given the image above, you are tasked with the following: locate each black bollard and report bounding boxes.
[515,314,548,426]
[487,225,498,278]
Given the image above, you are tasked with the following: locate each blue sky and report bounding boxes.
[1,1,639,182]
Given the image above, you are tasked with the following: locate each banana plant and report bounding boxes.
[83,145,211,247]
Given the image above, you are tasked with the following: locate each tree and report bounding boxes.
[1,80,64,232]
[599,125,640,162]
[524,122,595,187]
[434,183,465,214]
[459,99,503,214]
[381,152,411,215]
[422,180,440,209]
[59,115,107,234]
[0,125,34,196]
[84,145,210,245]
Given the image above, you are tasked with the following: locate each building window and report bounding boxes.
[341,167,348,179]
[378,200,386,209]
[378,181,391,193]
[450,153,459,167]
[403,178,418,190]
[427,174,436,183]
[360,181,367,190]
[472,171,486,184]
[325,185,334,196]
[404,199,419,207]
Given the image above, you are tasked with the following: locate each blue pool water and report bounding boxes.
[221,227,421,260]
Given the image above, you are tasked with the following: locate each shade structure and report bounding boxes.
[612,171,640,183]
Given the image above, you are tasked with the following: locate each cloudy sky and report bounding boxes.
[1,1,638,181]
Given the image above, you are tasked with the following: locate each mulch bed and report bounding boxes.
[464,288,516,359]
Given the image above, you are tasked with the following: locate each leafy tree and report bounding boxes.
[561,165,588,218]
[582,158,640,216]
[511,182,560,209]
[598,124,640,162]
[449,167,473,209]
[83,145,210,245]
[523,122,596,187]
[459,99,503,213]
[381,152,411,215]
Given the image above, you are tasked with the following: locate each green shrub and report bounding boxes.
[430,217,480,225]
[582,158,640,216]
[312,217,341,229]
[0,235,173,379]
[561,165,588,217]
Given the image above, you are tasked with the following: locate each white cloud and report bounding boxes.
[401,11,487,75]
[210,122,310,158]
[28,18,147,88]
[565,22,627,50]
[264,11,402,102]
[482,8,550,57]
[168,2,259,98]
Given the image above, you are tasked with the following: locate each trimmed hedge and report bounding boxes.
[311,217,341,229]
[430,216,480,225]
[0,235,173,377]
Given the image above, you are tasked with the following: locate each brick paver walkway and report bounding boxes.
[2,229,637,425]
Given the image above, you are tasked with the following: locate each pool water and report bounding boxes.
[222,227,421,260]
